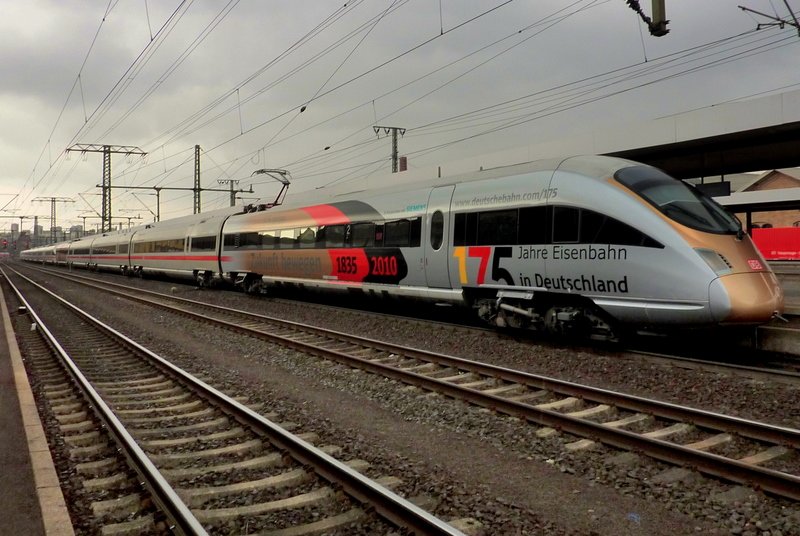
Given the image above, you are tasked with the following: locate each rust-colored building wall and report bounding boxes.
[734,170,800,228]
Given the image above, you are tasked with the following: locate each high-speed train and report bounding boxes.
[21,155,784,340]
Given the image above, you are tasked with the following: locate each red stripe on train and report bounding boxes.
[67,255,231,261]
[301,204,349,225]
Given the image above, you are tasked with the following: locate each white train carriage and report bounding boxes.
[20,155,784,339]
[66,236,94,269]
[129,208,239,280]
[218,189,433,298]
[21,244,56,264]
[81,231,134,273]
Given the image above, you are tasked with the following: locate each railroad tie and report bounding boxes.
[738,445,791,465]
[682,433,732,451]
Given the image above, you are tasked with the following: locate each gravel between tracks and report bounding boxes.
[18,268,800,535]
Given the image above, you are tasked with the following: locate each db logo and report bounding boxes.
[747,259,764,270]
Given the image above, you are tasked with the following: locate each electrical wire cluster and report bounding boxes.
[8,0,800,228]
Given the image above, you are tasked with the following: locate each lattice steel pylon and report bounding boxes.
[33,197,74,244]
[66,144,147,232]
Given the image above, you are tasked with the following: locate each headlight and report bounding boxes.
[695,248,732,276]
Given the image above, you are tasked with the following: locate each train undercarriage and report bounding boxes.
[473,289,620,342]
[193,268,621,341]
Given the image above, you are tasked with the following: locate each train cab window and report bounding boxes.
[580,210,663,248]
[615,166,741,235]
[298,227,317,248]
[351,223,375,247]
[430,211,444,250]
[552,206,580,243]
[518,206,548,244]
[190,236,216,252]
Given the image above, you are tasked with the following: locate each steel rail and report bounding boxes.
[36,268,800,448]
[1,268,209,536]
[205,319,800,501]
[17,266,800,500]
[5,266,466,536]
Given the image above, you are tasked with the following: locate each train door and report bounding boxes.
[424,185,455,287]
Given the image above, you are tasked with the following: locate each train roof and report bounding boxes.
[281,154,638,208]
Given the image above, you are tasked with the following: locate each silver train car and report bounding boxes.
[22,155,784,339]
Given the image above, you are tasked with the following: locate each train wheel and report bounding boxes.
[195,270,212,288]
[243,274,264,294]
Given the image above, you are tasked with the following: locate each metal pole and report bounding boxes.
[194,145,201,214]
[373,126,405,173]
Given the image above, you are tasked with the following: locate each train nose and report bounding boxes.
[709,272,785,324]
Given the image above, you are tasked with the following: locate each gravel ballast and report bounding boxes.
[13,267,800,535]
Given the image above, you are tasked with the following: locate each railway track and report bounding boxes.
[27,264,800,383]
[14,264,800,503]
[2,267,469,535]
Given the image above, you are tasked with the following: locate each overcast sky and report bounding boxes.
[1,0,799,232]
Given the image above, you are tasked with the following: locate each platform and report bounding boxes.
[772,262,800,315]
[0,284,73,536]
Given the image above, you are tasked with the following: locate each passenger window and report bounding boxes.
[325,225,345,248]
[518,206,548,244]
[466,213,478,245]
[477,209,517,245]
[259,231,276,248]
[223,234,237,250]
[351,223,375,247]
[410,218,421,247]
[552,206,579,243]
[298,227,316,248]
[279,228,298,248]
[384,220,411,247]
[344,224,353,246]
[190,236,216,252]
[430,211,444,250]
[453,213,466,246]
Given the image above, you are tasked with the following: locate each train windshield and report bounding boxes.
[614,166,741,235]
